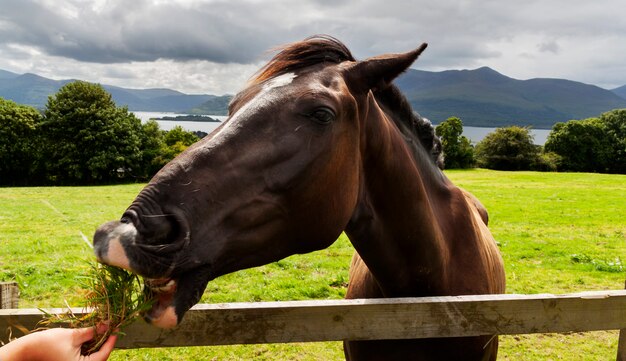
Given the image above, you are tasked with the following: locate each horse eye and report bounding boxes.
[309,108,335,124]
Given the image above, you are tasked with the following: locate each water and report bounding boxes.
[462,126,551,146]
[133,112,551,145]
[133,111,226,134]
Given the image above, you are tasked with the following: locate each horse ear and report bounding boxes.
[345,43,427,93]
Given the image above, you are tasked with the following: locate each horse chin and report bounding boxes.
[142,266,212,328]
[143,278,179,328]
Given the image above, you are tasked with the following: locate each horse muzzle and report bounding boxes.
[93,219,206,329]
[93,220,135,270]
[93,220,182,328]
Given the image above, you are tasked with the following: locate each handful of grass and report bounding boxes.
[39,263,153,355]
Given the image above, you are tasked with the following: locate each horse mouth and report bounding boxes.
[144,277,178,327]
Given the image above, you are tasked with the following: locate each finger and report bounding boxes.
[88,333,118,361]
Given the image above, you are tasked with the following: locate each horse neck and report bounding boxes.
[345,94,453,297]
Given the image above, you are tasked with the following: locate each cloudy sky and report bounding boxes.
[1,0,625,95]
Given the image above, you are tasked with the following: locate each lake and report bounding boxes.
[462,126,550,145]
[134,111,226,134]
[133,111,551,145]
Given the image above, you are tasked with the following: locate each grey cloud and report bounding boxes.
[1,0,625,91]
[0,0,521,66]
[0,0,288,64]
[538,41,560,54]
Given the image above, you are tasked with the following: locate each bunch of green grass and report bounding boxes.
[39,263,153,355]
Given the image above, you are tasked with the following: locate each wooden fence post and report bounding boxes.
[617,279,626,361]
[0,282,19,309]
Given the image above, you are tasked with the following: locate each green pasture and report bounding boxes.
[1,169,625,360]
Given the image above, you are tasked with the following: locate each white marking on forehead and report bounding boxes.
[262,72,297,91]
[211,72,297,141]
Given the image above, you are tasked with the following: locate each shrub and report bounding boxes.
[435,117,475,169]
[475,126,539,170]
[545,109,626,173]
[0,98,42,185]
[532,151,561,172]
[544,118,609,172]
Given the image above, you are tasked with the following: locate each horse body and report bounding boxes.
[93,36,504,360]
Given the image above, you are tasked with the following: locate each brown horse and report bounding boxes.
[93,35,505,360]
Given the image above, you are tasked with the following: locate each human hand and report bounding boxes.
[0,326,117,361]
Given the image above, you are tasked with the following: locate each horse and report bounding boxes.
[93,35,505,360]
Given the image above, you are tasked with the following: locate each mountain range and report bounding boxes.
[1,67,625,128]
[0,69,231,114]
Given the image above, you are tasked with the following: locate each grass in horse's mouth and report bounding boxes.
[39,263,153,355]
[144,278,176,293]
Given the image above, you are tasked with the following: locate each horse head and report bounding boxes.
[93,36,428,328]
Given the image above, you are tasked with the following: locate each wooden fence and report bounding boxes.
[0,282,19,309]
[2,289,626,359]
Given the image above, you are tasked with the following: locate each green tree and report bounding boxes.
[545,109,626,173]
[137,123,200,179]
[435,117,474,169]
[164,125,199,147]
[544,117,611,172]
[138,120,167,179]
[0,98,42,185]
[153,125,199,171]
[598,109,626,173]
[42,81,143,184]
[475,126,539,170]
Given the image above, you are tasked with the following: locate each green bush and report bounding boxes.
[544,118,609,172]
[545,109,626,173]
[0,98,42,185]
[475,126,539,170]
[435,117,475,169]
[532,151,561,172]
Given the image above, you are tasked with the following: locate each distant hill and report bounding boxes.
[0,69,19,79]
[188,95,232,116]
[395,67,626,128]
[612,85,626,99]
[101,85,213,112]
[1,67,625,128]
[0,72,212,112]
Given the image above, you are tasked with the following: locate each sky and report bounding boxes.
[1,0,625,95]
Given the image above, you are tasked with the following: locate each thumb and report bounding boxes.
[73,326,97,344]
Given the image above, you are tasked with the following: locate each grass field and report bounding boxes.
[1,169,625,360]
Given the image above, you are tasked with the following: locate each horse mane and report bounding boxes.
[374,86,444,169]
[251,35,355,84]
[248,35,444,168]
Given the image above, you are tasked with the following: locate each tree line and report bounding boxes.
[2,80,625,186]
[0,81,200,186]
[436,110,626,173]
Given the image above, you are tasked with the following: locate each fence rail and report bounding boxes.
[2,290,626,351]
